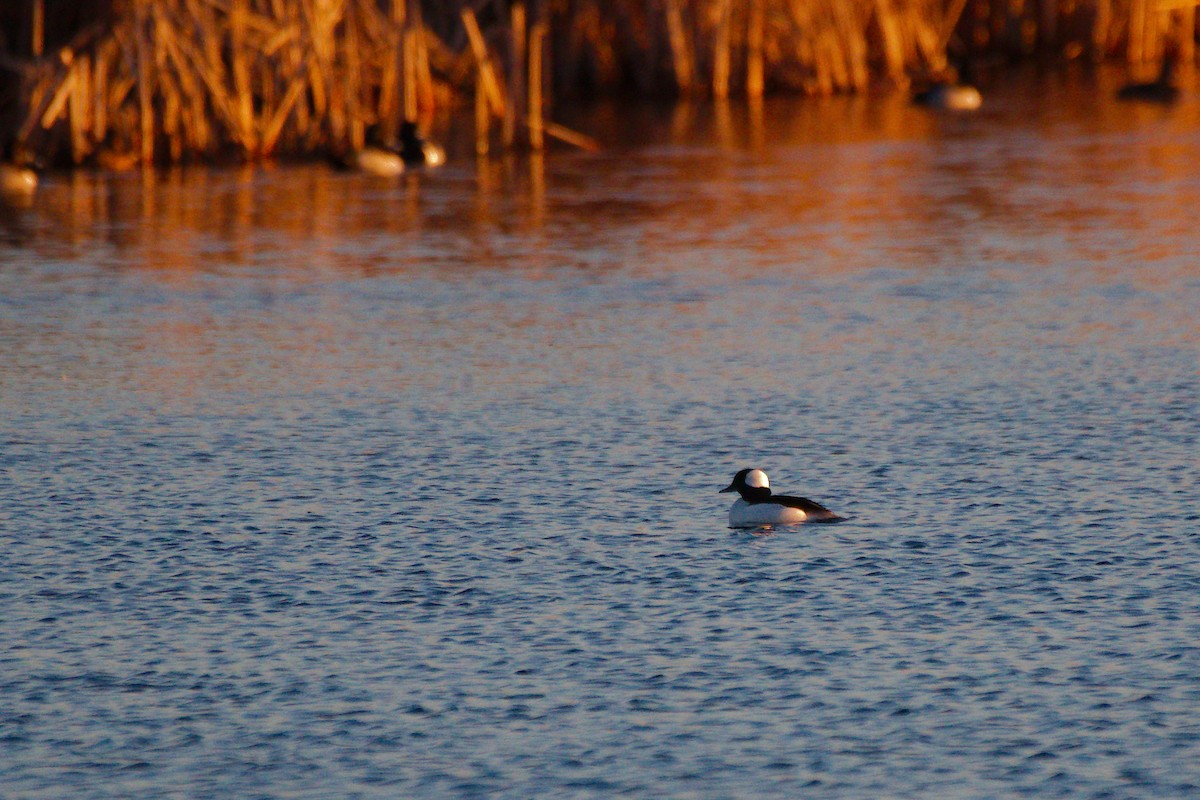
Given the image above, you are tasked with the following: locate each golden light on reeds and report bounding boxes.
[15,0,452,165]
[2,0,1197,166]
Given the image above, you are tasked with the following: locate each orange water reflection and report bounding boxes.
[3,67,1199,409]
[4,68,1196,282]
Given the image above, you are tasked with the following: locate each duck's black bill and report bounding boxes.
[719,483,736,493]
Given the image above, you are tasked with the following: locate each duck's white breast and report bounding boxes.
[728,499,807,528]
[422,143,446,167]
[943,86,982,110]
[355,148,405,176]
[2,165,37,197]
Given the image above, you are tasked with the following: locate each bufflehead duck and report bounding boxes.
[720,468,844,528]
[913,62,982,111]
[1,141,38,203]
[1118,54,1180,104]
[337,123,444,175]
[913,82,982,111]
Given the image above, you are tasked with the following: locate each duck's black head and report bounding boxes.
[397,120,432,164]
[720,468,772,501]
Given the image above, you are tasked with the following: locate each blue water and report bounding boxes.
[3,77,1200,797]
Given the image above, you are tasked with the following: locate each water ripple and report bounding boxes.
[4,92,1200,798]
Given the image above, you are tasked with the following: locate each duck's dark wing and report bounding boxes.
[768,494,845,522]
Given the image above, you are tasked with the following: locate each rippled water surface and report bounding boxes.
[3,74,1200,798]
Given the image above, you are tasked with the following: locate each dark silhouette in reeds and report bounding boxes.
[1118,53,1181,103]
[396,121,445,167]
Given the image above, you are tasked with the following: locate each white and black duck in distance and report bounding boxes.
[911,56,982,111]
[1,139,38,204]
[720,468,845,528]
[333,122,446,175]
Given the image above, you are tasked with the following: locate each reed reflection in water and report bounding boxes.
[7,68,1197,273]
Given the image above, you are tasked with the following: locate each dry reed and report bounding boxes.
[2,0,1196,166]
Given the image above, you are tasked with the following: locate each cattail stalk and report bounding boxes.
[747,0,764,98]
[135,0,153,163]
[504,2,526,148]
[475,69,489,155]
[403,27,418,121]
[713,0,732,99]
[462,8,505,116]
[32,0,45,58]
[529,21,546,150]
[665,0,693,94]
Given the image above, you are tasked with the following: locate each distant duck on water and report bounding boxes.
[333,122,445,176]
[721,468,845,528]
[1,141,38,203]
[913,62,982,111]
[1118,53,1180,104]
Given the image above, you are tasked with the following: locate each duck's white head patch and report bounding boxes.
[745,469,770,489]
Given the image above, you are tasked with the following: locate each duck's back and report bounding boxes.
[768,494,844,521]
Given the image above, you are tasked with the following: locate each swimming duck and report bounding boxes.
[1,141,38,202]
[1118,54,1180,104]
[720,468,844,528]
[913,82,982,111]
[337,123,443,175]
[913,63,982,111]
